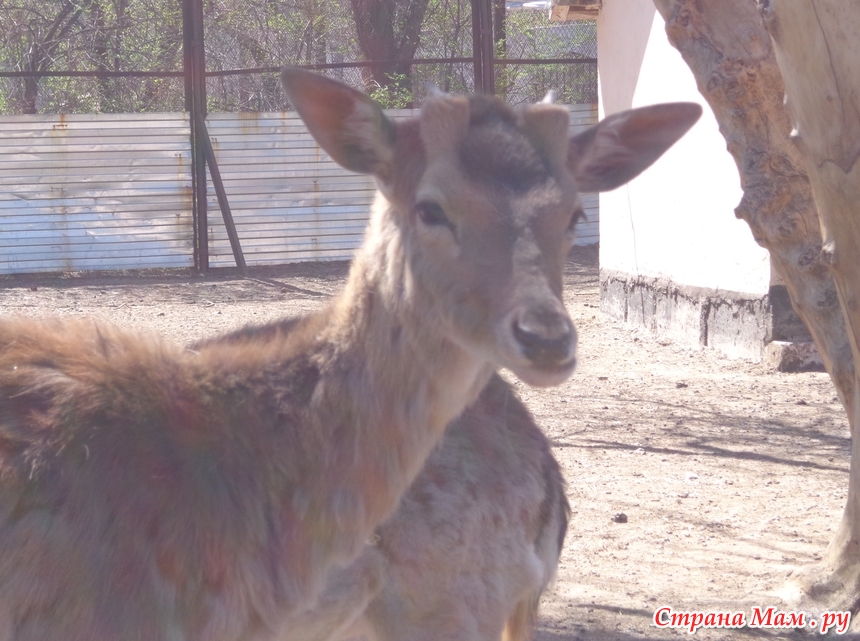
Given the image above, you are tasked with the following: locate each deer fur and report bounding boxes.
[0,69,700,640]
[292,374,567,641]
[194,321,568,641]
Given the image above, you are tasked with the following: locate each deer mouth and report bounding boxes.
[497,306,578,387]
[509,354,578,387]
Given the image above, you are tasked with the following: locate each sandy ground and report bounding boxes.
[0,245,851,640]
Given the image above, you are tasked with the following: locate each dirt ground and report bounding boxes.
[0,245,851,640]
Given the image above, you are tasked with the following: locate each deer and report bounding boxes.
[193,321,568,641]
[0,67,701,640]
[286,374,568,641]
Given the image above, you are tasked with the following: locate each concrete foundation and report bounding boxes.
[600,270,823,369]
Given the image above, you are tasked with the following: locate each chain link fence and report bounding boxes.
[499,11,596,105]
[0,0,186,114]
[1,0,595,115]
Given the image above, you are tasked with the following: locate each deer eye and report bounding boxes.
[414,201,451,228]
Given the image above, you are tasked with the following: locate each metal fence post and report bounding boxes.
[183,0,209,272]
[471,0,495,94]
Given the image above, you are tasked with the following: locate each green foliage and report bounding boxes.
[368,73,412,109]
[0,0,185,113]
[0,79,9,113]
[497,12,596,106]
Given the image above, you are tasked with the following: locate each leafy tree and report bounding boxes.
[2,0,90,113]
[347,0,431,102]
[0,0,594,114]
[0,0,183,113]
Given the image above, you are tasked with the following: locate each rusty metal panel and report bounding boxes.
[0,104,596,275]
[205,109,417,267]
[205,104,598,268]
[0,113,193,274]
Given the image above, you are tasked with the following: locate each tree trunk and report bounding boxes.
[16,0,88,114]
[493,0,505,56]
[22,75,39,115]
[348,0,431,96]
[761,0,860,620]
[653,0,860,619]
[91,0,112,112]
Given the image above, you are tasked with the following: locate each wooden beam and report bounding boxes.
[549,0,600,21]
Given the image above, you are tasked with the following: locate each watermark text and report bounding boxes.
[653,606,851,635]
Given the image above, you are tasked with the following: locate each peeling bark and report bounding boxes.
[759,0,860,619]
[653,0,860,618]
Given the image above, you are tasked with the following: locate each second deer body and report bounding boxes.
[284,374,568,641]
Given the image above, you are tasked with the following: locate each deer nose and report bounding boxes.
[512,308,576,368]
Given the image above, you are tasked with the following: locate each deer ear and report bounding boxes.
[281,67,396,178]
[568,102,702,193]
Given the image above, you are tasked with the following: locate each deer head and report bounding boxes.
[281,68,701,387]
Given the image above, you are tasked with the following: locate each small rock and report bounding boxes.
[612,513,628,523]
[796,399,808,405]
[676,381,688,389]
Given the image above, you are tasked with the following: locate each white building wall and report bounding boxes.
[597,0,770,297]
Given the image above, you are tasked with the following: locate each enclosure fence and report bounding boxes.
[1,0,597,274]
[0,104,597,275]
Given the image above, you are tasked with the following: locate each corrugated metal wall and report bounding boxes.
[0,113,193,274]
[566,103,599,245]
[205,111,375,267]
[0,104,597,275]
[207,103,598,267]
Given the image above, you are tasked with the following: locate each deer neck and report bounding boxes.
[259,194,495,601]
[322,194,494,481]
